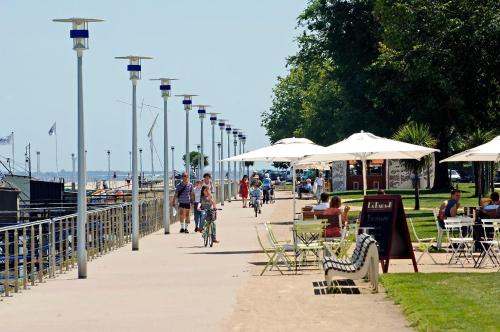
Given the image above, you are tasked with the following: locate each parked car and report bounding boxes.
[448,169,461,182]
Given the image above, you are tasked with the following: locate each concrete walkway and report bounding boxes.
[0,192,412,332]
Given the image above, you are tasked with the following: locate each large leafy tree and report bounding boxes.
[264,0,500,190]
[182,151,208,174]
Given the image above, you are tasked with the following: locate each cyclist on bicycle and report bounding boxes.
[198,185,219,243]
[249,181,262,214]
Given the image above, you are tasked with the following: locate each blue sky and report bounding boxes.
[0,0,306,174]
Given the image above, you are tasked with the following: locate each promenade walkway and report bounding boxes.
[1,192,411,332]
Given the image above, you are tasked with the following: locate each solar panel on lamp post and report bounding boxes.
[175,94,197,181]
[115,55,152,251]
[232,128,240,199]
[193,104,210,179]
[150,78,178,234]
[53,17,103,279]
[218,120,227,205]
[225,124,232,202]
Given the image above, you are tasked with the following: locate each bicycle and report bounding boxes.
[251,196,261,217]
[202,208,220,247]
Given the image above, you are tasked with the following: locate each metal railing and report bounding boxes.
[0,198,163,297]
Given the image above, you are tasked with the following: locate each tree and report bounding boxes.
[272,162,290,170]
[182,151,208,174]
[393,123,437,210]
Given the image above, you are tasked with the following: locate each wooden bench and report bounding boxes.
[323,234,379,292]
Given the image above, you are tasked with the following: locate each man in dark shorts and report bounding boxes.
[172,172,195,233]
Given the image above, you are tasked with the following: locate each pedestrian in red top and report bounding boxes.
[239,175,249,208]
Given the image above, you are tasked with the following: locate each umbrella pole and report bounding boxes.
[362,157,367,196]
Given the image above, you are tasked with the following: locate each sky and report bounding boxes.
[0,0,307,174]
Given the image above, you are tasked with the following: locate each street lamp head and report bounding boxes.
[53,18,103,52]
[107,150,110,155]
[218,119,227,128]
[238,132,244,139]
[150,78,178,98]
[175,94,198,111]
[171,146,175,151]
[197,144,201,150]
[139,148,143,153]
[115,55,153,81]
[232,128,240,137]
[209,112,220,124]
[225,124,232,132]
[193,104,210,119]
[217,142,221,148]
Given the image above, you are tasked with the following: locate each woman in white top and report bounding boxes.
[314,173,324,203]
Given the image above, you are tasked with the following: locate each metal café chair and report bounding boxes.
[476,219,500,268]
[444,217,475,266]
[408,218,437,264]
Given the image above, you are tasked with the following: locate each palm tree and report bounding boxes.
[393,123,437,210]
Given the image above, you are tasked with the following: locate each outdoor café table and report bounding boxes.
[291,221,326,271]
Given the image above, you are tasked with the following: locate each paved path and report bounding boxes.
[0,192,412,332]
[0,199,261,332]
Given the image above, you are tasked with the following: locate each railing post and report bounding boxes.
[51,221,56,277]
[4,230,10,297]
[64,219,69,271]
[14,228,19,293]
[30,225,35,286]
[71,217,75,268]
[22,227,27,290]
[37,223,43,283]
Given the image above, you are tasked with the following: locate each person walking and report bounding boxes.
[203,173,213,193]
[193,180,203,232]
[198,185,219,243]
[314,172,324,203]
[239,175,249,208]
[262,173,272,204]
[172,172,195,233]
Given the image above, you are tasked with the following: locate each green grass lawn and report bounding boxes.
[333,183,500,241]
[381,273,500,332]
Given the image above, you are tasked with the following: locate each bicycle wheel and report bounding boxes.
[208,223,213,247]
[203,224,209,247]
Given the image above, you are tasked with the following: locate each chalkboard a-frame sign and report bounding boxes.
[359,195,418,273]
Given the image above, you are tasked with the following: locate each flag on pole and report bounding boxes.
[0,133,12,145]
[48,122,57,136]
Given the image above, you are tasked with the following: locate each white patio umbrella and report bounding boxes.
[223,137,328,220]
[301,131,439,195]
[440,135,500,205]
[440,135,500,162]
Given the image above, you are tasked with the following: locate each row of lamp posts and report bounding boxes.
[53,17,248,279]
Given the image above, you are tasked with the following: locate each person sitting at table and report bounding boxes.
[313,192,330,211]
[484,192,500,208]
[323,196,350,237]
[437,189,461,229]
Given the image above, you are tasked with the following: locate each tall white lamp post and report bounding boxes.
[232,128,240,198]
[151,78,177,234]
[106,150,111,188]
[218,120,227,204]
[53,17,103,278]
[115,55,152,251]
[194,104,210,179]
[196,144,201,179]
[175,94,197,180]
[225,124,232,202]
[171,146,175,183]
[238,132,243,181]
[209,112,220,192]
[217,141,222,203]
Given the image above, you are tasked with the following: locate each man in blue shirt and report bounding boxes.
[437,189,461,229]
[262,173,272,204]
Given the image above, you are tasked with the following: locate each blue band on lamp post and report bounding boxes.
[198,109,206,115]
[182,99,192,105]
[218,122,225,127]
[127,64,141,71]
[70,30,89,38]
[160,84,171,91]
[225,126,232,131]
[210,116,217,121]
